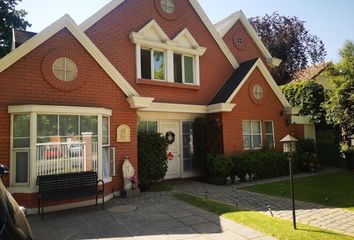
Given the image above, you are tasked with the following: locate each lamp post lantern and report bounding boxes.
[280,134,298,230]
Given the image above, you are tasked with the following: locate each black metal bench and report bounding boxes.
[37,171,104,219]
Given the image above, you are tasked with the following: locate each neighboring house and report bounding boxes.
[293,62,331,89]
[0,0,309,211]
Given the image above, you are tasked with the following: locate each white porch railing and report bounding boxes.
[36,142,98,176]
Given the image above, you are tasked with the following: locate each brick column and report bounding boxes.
[82,132,92,171]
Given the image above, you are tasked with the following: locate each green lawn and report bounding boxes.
[175,193,354,240]
[242,171,354,211]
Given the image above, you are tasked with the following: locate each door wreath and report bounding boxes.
[165,131,175,144]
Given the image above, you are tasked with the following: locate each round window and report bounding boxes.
[52,58,78,82]
[160,0,175,14]
[253,84,264,100]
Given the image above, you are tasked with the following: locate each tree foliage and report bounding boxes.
[281,80,326,122]
[249,12,326,85]
[0,0,31,57]
[323,40,354,142]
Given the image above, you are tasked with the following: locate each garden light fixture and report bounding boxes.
[280,134,298,230]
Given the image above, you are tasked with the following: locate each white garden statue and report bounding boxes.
[122,156,135,190]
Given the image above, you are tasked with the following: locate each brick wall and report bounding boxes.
[223,21,269,67]
[0,29,137,204]
[221,67,289,154]
[85,0,234,105]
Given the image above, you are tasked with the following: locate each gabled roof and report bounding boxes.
[79,0,239,69]
[14,30,37,47]
[0,15,139,97]
[214,11,281,67]
[210,59,258,105]
[292,62,329,82]
[210,58,290,107]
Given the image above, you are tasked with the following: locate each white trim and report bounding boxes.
[140,102,207,114]
[207,103,236,113]
[8,105,112,116]
[226,59,291,108]
[189,0,239,69]
[216,11,281,68]
[127,97,155,109]
[138,102,237,114]
[79,0,126,31]
[291,116,313,125]
[0,15,139,97]
[130,20,207,56]
[79,0,238,69]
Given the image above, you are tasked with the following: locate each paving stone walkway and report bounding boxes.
[28,191,275,240]
[173,179,354,237]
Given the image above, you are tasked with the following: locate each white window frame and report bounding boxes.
[140,47,167,81]
[173,53,196,85]
[8,105,112,193]
[242,120,263,150]
[265,121,275,148]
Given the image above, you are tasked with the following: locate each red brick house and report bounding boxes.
[0,0,314,212]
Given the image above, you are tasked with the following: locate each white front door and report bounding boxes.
[160,121,181,179]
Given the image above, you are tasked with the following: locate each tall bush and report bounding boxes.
[138,131,168,189]
[193,116,222,175]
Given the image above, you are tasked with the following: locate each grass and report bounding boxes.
[242,171,354,211]
[175,193,354,240]
[149,182,173,192]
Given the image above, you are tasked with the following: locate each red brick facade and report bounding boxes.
[85,0,234,105]
[221,68,288,155]
[223,21,269,67]
[0,0,305,209]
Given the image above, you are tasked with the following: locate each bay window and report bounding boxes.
[8,105,113,191]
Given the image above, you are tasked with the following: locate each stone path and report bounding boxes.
[173,180,354,237]
[28,191,275,240]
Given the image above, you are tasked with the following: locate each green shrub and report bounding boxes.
[138,131,168,190]
[193,116,222,175]
[231,150,288,179]
[207,154,233,178]
[296,139,319,171]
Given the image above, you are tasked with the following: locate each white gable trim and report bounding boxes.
[79,0,239,69]
[217,11,281,68]
[226,59,290,107]
[79,0,126,32]
[0,15,139,97]
[130,20,207,56]
[189,0,239,69]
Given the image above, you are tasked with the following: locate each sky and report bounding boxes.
[17,0,354,62]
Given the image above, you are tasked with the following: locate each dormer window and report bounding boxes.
[173,54,194,84]
[141,49,166,80]
[130,20,206,86]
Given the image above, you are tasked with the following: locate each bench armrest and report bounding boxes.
[97,180,104,193]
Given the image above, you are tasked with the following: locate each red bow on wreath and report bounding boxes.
[167,152,174,161]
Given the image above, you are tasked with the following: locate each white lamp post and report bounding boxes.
[280,134,298,230]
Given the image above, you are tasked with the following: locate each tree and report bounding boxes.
[323,40,354,144]
[281,80,326,122]
[0,0,31,58]
[249,12,326,85]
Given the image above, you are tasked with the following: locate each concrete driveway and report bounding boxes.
[28,191,274,240]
